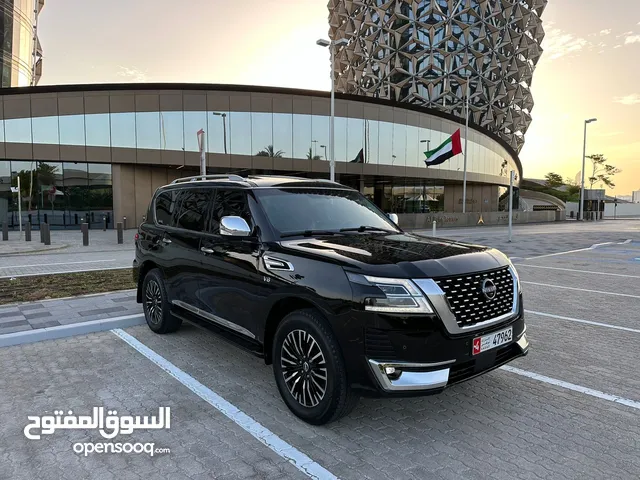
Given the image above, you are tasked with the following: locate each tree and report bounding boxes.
[11,162,60,211]
[256,145,284,157]
[306,147,322,160]
[544,172,564,188]
[587,154,621,189]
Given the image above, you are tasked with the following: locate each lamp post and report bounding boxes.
[316,37,349,182]
[211,112,227,154]
[420,139,430,161]
[462,78,470,213]
[579,118,597,221]
[320,144,327,160]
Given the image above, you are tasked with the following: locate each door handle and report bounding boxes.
[161,238,172,244]
[201,247,214,254]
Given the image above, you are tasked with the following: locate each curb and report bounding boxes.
[0,289,137,309]
[0,313,145,348]
[0,244,70,256]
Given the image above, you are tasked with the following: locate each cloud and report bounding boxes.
[614,94,640,105]
[117,66,147,82]
[600,29,612,35]
[542,25,588,60]
[624,35,640,44]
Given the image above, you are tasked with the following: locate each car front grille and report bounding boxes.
[434,266,515,328]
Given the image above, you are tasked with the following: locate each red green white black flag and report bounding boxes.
[424,129,463,166]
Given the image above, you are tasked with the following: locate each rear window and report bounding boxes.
[174,188,213,231]
[154,190,179,226]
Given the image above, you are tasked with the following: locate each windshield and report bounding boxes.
[255,188,400,236]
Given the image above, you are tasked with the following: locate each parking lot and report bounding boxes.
[1,227,639,479]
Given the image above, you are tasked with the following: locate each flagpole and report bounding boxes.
[462,79,469,214]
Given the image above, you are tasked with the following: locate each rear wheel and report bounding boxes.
[272,309,358,425]
[142,269,182,334]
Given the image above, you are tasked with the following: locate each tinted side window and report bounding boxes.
[155,190,179,226]
[210,189,251,234]
[175,189,213,231]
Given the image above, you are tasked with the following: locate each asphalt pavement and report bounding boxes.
[0,224,639,480]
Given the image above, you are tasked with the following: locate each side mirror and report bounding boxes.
[220,216,251,236]
[387,213,399,224]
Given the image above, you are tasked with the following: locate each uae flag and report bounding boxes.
[424,129,462,167]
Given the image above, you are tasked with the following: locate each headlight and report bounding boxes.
[346,273,434,314]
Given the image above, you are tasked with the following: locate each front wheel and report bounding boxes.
[141,269,182,334]
[272,309,359,425]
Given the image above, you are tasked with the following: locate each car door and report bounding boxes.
[197,188,266,340]
[164,187,213,312]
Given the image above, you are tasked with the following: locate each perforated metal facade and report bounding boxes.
[328,0,547,152]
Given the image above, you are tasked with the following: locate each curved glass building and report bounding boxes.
[0,0,44,87]
[328,0,547,152]
[0,83,522,230]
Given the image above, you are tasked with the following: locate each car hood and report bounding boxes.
[277,232,510,278]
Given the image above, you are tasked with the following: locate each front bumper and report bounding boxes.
[367,328,529,393]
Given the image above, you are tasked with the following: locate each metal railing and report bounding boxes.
[170,174,246,185]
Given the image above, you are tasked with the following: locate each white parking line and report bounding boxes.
[112,328,338,480]
[0,259,116,269]
[521,281,640,299]
[525,310,640,334]
[525,242,614,260]
[516,264,640,279]
[500,366,640,411]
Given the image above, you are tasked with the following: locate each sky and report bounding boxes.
[37,0,640,195]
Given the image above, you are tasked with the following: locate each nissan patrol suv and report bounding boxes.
[133,174,528,425]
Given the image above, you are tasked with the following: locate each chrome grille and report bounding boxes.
[434,267,515,327]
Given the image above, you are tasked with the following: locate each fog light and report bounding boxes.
[384,366,396,375]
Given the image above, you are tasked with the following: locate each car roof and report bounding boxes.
[158,174,356,191]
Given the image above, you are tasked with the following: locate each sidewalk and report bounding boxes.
[0,290,141,335]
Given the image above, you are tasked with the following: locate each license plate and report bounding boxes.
[472,327,513,355]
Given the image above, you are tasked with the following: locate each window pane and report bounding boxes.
[379,121,393,165]
[406,125,419,168]
[88,163,112,186]
[334,117,347,162]
[393,123,406,167]
[347,118,364,162]
[365,119,378,164]
[5,118,32,143]
[229,112,251,155]
[311,115,329,160]
[159,111,184,151]
[32,116,59,144]
[273,113,292,159]
[0,120,4,142]
[136,112,161,149]
[85,114,110,147]
[210,189,251,234]
[111,113,135,148]
[292,114,311,159]
[252,112,273,157]
[175,189,212,231]
[207,111,228,154]
[155,190,179,226]
[59,115,85,145]
[183,112,207,152]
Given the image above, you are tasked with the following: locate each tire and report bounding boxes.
[272,308,359,425]
[141,269,182,334]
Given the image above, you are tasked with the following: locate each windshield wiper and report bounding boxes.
[339,226,397,233]
[280,230,337,238]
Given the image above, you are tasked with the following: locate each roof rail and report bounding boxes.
[170,174,246,184]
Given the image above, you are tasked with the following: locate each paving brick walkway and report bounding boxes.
[0,290,141,335]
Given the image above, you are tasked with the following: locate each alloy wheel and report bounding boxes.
[145,280,162,325]
[280,329,328,408]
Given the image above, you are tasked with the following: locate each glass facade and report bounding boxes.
[0,160,113,229]
[0,111,518,178]
[0,0,42,87]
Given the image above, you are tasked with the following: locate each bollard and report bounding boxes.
[81,223,89,246]
[40,224,45,243]
[1,222,8,241]
[43,223,51,246]
[116,222,123,244]
[432,220,436,237]
[25,222,31,242]
[103,216,107,231]
[123,216,127,230]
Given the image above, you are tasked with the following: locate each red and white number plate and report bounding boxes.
[472,326,513,355]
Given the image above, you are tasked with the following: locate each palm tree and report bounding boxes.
[256,145,285,157]
[306,147,322,160]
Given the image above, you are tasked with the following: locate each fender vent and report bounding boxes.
[365,328,396,360]
[264,256,294,271]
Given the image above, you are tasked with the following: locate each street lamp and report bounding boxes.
[317,37,349,182]
[579,118,597,221]
[420,139,430,158]
[320,144,327,160]
[211,112,227,154]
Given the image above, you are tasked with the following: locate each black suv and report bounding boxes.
[134,175,528,425]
